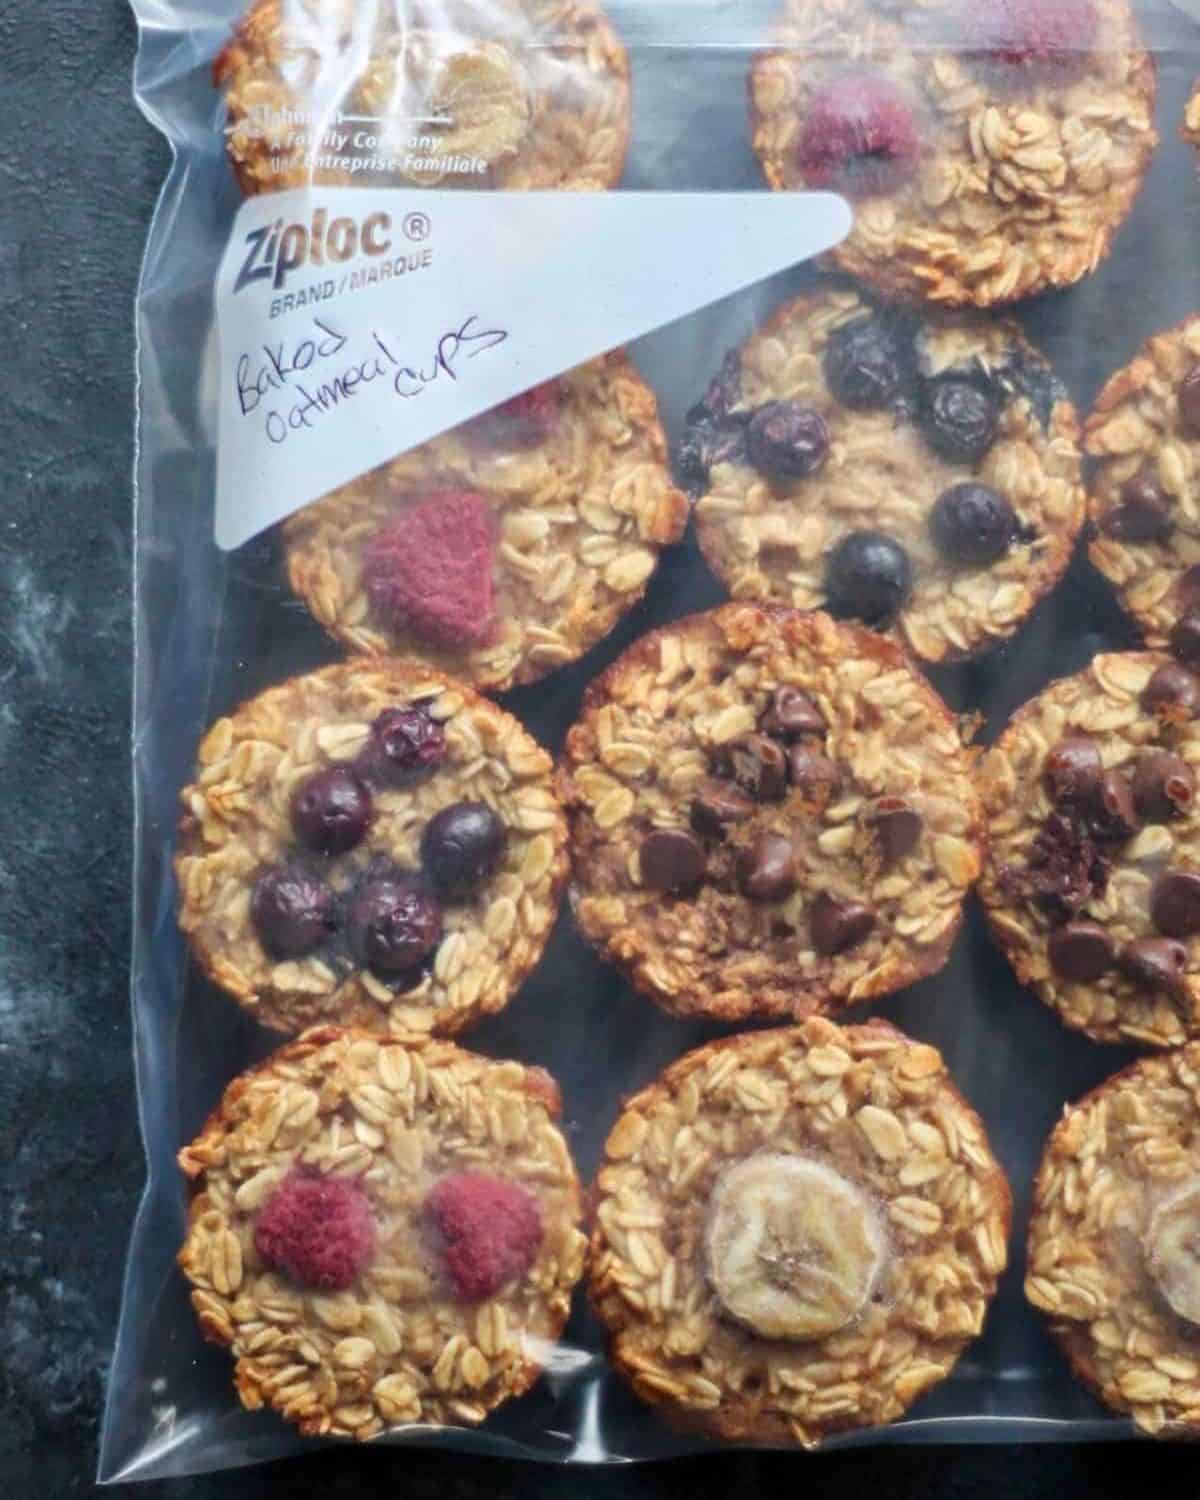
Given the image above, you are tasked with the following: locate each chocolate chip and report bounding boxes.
[1043,735,1103,811]
[787,744,840,809]
[1178,566,1200,615]
[722,735,789,802]
[1141,662,1200,723]
[1151,870,1200,938]
[866,796,923,865]
[810,893,876,956]
[690,778,756,840]
[640,830,706,895]
[736,834,797,902]
[1047,921,1115,982]
[1119,937,1188,996]
[1170,612,1200,668]
[760,685,825,741]
[1180,363,1200,438]
[1089,771,1139,842]
[1132,751,1196,823]
[1020,812,1110,925]
[1101,471,1173,543]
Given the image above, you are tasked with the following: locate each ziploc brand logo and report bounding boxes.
[234,207,399,293]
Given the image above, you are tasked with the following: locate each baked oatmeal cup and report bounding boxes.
[283,353,689,694]
[979,650,1200,1047]
[1086,314,1200,659]
[178,1026,586,1439]
[216,0,631,196]
[1028,1044,1200,1436]
[749,0,1157,308]
[684,285,1085,664]
[590,1019,1011,1446]
[558,603,982,1024]
[175,658,567,1037]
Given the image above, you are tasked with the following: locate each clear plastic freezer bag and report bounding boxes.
[104,0,1200,1481]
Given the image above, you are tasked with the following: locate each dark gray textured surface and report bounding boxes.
[4,0,1200,1493]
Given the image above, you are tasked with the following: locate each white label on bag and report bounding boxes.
[213,188,851,550]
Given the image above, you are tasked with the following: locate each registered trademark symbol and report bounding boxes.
[403,211,431,242]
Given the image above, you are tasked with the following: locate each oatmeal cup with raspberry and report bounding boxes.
[685,286,1085,664]
[979,651,1200,1047]
[283,353,688,694]
[749,0,1157,307]
[175,658,568,1037]
[215,0,631,196]
[178,1027,586,1439]
[590,1019,1010,1446]
[558,604,982,1024]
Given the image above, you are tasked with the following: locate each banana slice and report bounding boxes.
[705,1154,886,1341]
[1145,1182,1200,1325]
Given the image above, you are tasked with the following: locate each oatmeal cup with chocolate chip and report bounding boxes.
[558,604,982,1024]
[283,353,688,694]
[979,651,1200,1047]
[215,0,631,196]
[685,286,1084,665]
[590,1019,1011,1446]
[1027,1044,1200,1436]
[1086,315,1200,657]
[178,1026,586,1439]
[750,0,1157,308]
[175,658,568,1038]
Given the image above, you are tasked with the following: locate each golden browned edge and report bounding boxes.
[556,602,985,1024]
[976,648,1182,1046]
[692,284,1085,666]
[214,0,633,199]
[587,1020,1014,1446]
[177,1024,581,1432]
[283,350,689,695]
[746,29,1158,311]
[1084,312,1200,646]
[1024,1052,1200,1436]
[1181,80,1200,149]
[174,656,570,1038]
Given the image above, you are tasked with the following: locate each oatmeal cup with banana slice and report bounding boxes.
[283,353,688,694]
[175,658,568,1038]
[589,1019,1011,1446]
[178,1027,586,1439]
[1027,1044,1200,1437]
[215,0,631,196]
[684,285,1085,666]
[558,603,983,1024]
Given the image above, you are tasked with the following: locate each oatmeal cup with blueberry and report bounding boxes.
[283,353,688,694]
[558,603,982,1024]
[750,0,1156,307]
[175,659,568,1038]
[590,1019,1010,1446]
[684,286,1085,665]
[178,1027,586,1439]
[216,0,631,196]
[979,651,1200,1047]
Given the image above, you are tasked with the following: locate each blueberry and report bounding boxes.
[823,529,912,627]
[928,482,1015,566]
[920,377,1000,463]
[421,801,508,898]
[357,706,447,787]
[347,868,442,975]
[823,316,906,411]
[291,767,372,855]
[745,402,830,481]
[251,865,336,958]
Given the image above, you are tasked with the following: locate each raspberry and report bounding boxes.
[796,73,920,198]
[254,1170,375,1291]
[426,1172,543,1302]
[471,380,561,448]
[966,0,1097,69]
[364,490,497,650]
